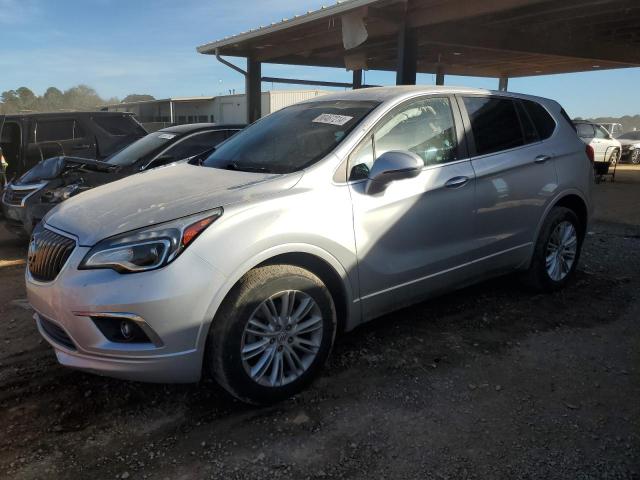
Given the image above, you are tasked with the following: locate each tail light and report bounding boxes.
[585,144,595,163]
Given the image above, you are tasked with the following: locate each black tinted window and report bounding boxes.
[463,97,523,155]
[165,130,228,160]
[36,119,79,142]
[93,116,146,136]
[522,100,556,139]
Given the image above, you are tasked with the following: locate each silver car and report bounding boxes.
[26,86,593,404]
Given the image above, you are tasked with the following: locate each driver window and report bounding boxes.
[349,97,458,180]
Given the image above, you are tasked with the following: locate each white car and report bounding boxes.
[574,121,621,166]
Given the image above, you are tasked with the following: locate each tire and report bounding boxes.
[206,264,337,405]
[522,207,583,292]
[631,149,640,165]
[609,149,619,166]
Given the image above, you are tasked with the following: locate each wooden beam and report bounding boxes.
[417,23,640,66]
[406,0,550,29]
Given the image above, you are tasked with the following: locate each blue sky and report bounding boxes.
[1,0,638,118]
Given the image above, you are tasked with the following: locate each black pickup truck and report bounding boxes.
[0,111,147,183]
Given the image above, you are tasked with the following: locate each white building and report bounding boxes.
[103,90,328,130]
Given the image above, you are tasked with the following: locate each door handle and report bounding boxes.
[72,144,91,150]
[445,176,470,188]
[534,154,552,164]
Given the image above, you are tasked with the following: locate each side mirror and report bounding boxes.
[365,150,423,195]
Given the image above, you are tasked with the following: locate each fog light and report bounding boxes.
[120,320,135,340]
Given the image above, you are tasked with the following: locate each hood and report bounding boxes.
[17,156,118,184]
[45,163,301,245]
[618,138,640,146]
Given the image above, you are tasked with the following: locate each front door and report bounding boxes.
[348,95,476,320]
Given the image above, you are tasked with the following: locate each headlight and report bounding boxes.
[79,208,222,273]
[41,184,80,203]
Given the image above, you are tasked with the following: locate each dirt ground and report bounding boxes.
[1,167,639,480]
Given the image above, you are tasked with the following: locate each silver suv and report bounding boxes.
[26,86,593,404]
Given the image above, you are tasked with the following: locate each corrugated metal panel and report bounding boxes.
[268,90,330,113]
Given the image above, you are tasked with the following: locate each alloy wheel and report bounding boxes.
[545,220,578,281]
[241,290,323,387]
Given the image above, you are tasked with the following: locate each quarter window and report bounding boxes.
[522,100,556,140]
[463,97,524,155]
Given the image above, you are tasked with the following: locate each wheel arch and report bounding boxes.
[196,243,358,361]
[552,193,589,238]
[526,190,590,270]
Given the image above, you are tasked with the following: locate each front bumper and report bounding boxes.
[27,226,225,383]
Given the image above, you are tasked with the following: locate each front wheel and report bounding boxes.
[522,207,583,292]
[206,264,336,405]
[631,149,640,165]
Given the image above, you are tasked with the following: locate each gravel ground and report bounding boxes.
[1,168,639,480]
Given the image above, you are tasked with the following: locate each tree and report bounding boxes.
[42,87,64,110]
[122,94,156,103]
[16,87,37,111]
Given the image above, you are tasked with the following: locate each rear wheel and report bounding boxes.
[609,149,619,166]
[522,207,583,292]
[206,265,336,405]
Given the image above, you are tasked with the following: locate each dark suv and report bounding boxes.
[1,123,243,237]
[0,112,147,182]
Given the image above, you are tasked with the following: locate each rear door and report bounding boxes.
[458,95,558,270]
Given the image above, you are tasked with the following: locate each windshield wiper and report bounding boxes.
[226,162,273,173]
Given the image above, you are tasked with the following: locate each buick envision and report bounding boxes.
[26,86,593,404]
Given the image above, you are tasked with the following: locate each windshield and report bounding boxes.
[618,131,640,141]
[106,131,177,167]
[202,100,379,174]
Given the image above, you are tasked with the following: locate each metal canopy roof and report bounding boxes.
[197,0,640,78]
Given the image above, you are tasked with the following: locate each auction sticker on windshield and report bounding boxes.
[312,114,353,126]
[158,133,176,140]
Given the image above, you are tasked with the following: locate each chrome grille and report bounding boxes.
[3,186,39,206]
[28,226,76,282]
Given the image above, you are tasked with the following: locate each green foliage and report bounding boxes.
[0,86,154,114]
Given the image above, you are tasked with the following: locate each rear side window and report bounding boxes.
[576,123,595,138]
[521,100,556,139]
[36,119,83,142]
[463,97,523,155]
[165,130,228,160]
[93,116,146,136]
